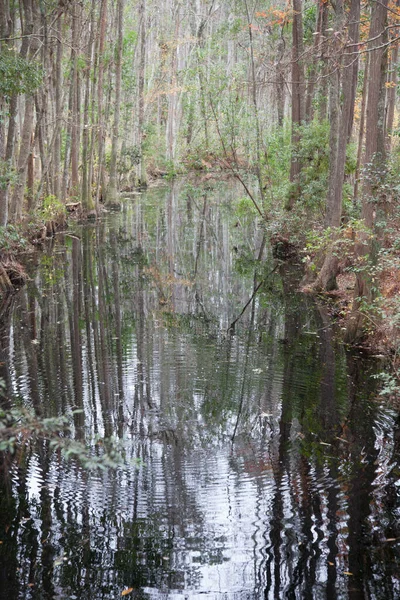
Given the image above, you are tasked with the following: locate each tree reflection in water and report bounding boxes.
[0,180,399,599]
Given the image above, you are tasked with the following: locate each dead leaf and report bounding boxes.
[343,571,353,576]
[121,589,134,597]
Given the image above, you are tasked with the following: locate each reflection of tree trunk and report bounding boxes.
[267,266,301,597]
[19,288,42,414]
[193,195,207,278]
[317,305,339,433]
[345,354,379,598]
[136,248,152,413]
[71,238,84,434]
[0,452,22,597]
[316,304,340,598]
[0,294,15,399]
[96,228,114,437]
[82,229,99,432]
[111,235,125,437]
[39,446,55,598]
[231,296,256,442]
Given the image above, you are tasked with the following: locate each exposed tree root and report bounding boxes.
[0,255,27,293]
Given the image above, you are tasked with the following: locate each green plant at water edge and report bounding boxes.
[0,224,28,252]
[40,195,67,222]
[0,404,134,471]
[372,372,400,399]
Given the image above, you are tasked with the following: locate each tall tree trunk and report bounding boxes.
[96,0,107,207]
[81,0,96,214]
[137,0,147,187]
[10,95,35,221]
[310,0,360,292]
[0,0,32,226]
[288,0,305,209]
[275,35,285,126]
[53,7,63,200]
[345,0,388,343]
[385,41,399,153]
[317,0,329,120]
[105,0,124,206]
[166,2,181,162]
[70,2,80,199]
[354,53,369,202]
[305,0,324,123]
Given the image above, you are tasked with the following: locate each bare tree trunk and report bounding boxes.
[96,0,107,207]
[81,0,96,214]
[354,53,369,202]
[166,2,181,162]
[0,0,30,226]
[317,0,329,120]
[27,133,34,212]
[309,0,360,293]
[0,96,6,226]
[275,35,286,126]
[305,0,324,122]
[10,95,35,221]
[105,0,124,206]
[385,41,399,152]
[53,8,63,200]
[287,0,305,209]
[70,2,80,199]
[346,0,388,343]
[137,0,147,187]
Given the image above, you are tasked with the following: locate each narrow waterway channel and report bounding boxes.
[0,180,399,599]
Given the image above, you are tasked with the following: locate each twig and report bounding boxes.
[227,263,279,333]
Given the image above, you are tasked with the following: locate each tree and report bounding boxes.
[287,0,305,209]
[105,0,124,206]
[309,0,360,292]
[345,0,388,343]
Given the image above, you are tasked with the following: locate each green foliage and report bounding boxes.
[373,372,400,398]
[294,120,330,210]
[302,220,372,272]
[0,404,133,470]
[233,195,259,219]
[262,123,291,199]
[118,145,141,175]
[0,224,28,252]
[0,158,16,191]
[303,3,317,44]
[0,48,43,99]
[40,195,67,222]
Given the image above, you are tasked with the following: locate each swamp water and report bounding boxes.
[0,180,399,599]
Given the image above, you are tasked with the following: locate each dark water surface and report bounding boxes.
[0,180,399,599]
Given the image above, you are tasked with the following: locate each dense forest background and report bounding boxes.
[0,0,400,344]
